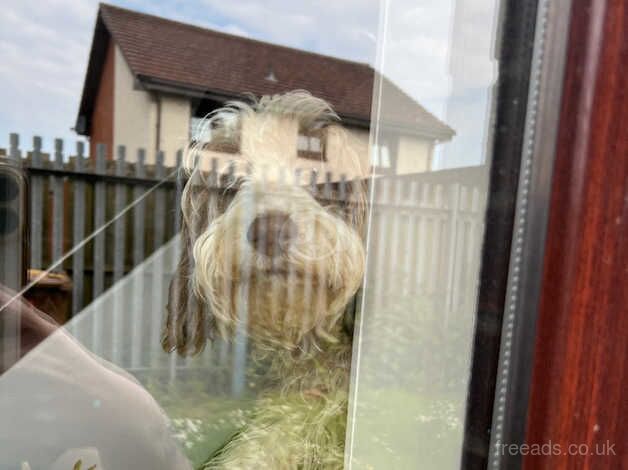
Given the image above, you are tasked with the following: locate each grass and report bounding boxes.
[143,375,256,468]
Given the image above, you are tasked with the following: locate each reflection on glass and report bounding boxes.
[1,0,500,468]
[346,0,498,468]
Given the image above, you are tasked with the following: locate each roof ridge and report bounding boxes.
[99,3,373,70]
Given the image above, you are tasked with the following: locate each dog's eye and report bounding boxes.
[326,204,345,219]
[231,176,247,191]
[219,174,246,192]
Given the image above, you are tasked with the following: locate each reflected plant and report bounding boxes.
[72,460,96,470]
[142,375,255,467]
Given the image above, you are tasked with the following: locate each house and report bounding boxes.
[76,4,454,178]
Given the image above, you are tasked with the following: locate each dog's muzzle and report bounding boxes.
[246,211,298,257]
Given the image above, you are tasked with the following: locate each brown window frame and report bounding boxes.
[297,128,326,161]
[189,117,241,154]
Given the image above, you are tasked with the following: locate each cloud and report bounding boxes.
[0,0,96,151]
[200,0,379,63]
[371,0,499,167]
[0,0,258,151]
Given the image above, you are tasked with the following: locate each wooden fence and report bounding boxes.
[367,169,487,325]
[3,133,487,389]
[5,134,183,317]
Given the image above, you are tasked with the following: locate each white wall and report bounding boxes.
[113,46,190,165]
[194,122,437,182]
[158,95,190,166]
[395,136,433,174]
[112,48,435,175]
[113,45,156,162]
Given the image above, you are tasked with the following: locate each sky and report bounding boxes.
[0,0,499,168]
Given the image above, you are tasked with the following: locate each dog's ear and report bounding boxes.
[342,289,362,338]
[162,180,218,356]
[343,178,368,234]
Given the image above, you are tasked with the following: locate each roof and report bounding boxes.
[76,3,454,141]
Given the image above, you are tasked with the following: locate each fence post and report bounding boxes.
[30,136,43,269]
[174,150,183,234]
[387,180,404,297]
[71,142,86,315]
[92,143,106,356]
[445,183,461,325]
[429,185,443,297]
[131,148,146,369]
[112,145,127,363]
[51,139,64,272]
[403,181,420,297]
[132,149,146,266]
[113,145,127,282]
[153,151,166,246]
[415,183,429,291]
[369,177,388,313]
[92,144,106,298]
[150,150,166,368]
[170,149,183,382]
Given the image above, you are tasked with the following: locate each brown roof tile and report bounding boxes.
[77,3,454,140]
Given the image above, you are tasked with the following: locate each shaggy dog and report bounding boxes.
[162,91,367,469]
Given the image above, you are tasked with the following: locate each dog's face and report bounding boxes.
[163,92,366,355]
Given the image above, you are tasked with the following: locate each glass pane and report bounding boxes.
[0,0,507,468]
[297,134,310,152]
[190,116,210,143]
[370,145,380,167]
[309,136,321,152]
[379,145,391,168]
[345,0,499,467]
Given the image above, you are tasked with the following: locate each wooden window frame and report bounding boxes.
[297,128,326,161]
[189,117,241,154]
[463,0,626,469]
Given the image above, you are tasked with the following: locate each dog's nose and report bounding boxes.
[247,211,297,256]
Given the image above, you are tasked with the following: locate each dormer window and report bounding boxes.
[297,128,326,160]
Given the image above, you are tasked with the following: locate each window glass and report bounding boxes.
[190,116,208,144]
[346,0,499,467]
[370,143,391,169]
[297,134,311,151]
[309,136,322,153]
[0,0,504,468]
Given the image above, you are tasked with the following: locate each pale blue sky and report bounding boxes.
[0,0,499,168]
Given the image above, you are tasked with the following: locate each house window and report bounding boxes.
[297,129,326,160]
[190,99,240,154]
[190,116,208,144]
[370,143,391,169]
